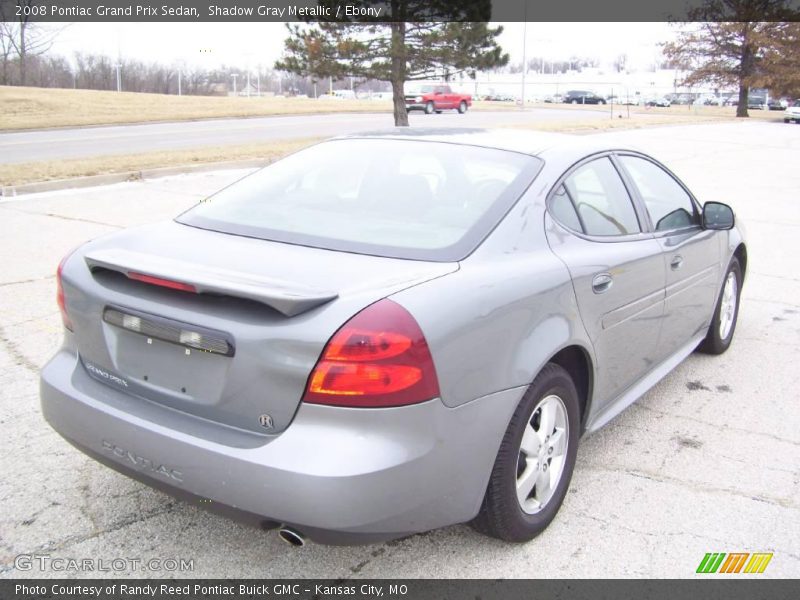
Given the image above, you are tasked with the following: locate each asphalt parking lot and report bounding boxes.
[0,120,798,579]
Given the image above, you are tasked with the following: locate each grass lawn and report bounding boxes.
[0,138,321,186]
[0,86,394,130]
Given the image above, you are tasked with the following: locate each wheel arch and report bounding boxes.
[545,344,594,434]
[733,242,747,282]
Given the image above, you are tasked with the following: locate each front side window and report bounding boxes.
[178,139,542,261]
[619,156,699,232]
[563,158,640,236]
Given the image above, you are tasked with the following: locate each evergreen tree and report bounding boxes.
[275,1,508,126]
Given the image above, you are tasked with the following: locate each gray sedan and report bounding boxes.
[41,129,746,546]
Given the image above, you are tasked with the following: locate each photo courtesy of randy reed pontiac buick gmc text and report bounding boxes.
[15,584,399,596]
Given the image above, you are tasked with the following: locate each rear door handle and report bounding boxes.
[670,255,684,270]
[592,273,613,294]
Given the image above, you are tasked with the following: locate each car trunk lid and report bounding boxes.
[62,220,457,435]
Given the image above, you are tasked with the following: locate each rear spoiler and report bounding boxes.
[84,248,338,317]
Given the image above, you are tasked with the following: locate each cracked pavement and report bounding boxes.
[0,121,798,578]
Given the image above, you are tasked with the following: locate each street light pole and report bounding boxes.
[521,3,528,110]
[178,69,181,96]
[231,73,238,96]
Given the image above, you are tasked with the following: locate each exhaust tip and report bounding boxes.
[278,527,306,547]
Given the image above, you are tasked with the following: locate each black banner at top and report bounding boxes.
[1,0,799,23]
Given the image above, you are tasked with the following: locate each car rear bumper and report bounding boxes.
[41,345,522,544]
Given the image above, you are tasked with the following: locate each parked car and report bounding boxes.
[645,97,672,107]
[619,94,641,105]
[43,130,746,546]
[747,95,767,110]
[543,94,563,103]
[785,100,800,123]
[768,98,787,111]
[484,93,516,102]
[404,84,472,114]
[563,90,607,105]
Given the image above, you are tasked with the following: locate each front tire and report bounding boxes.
[458,101,468,114]
[425,101,434,115]
[699,257,742,355]
[471,363,580,542]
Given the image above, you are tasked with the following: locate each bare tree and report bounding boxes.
[0,22,18,85]
[664,0,798,117]
[6,1,64,85]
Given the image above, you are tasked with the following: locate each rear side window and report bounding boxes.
[550,185,582,231]
[563,158,640,236]
[178,139,542,262]
[619,156,698,232]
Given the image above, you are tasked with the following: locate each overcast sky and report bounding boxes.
[48,22,677,71]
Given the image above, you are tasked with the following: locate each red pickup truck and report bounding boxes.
[405,84,472,114]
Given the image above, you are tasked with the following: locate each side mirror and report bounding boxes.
[703,202,735,230]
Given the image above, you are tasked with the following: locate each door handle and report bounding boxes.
[670,255,684,270]
[592,273,613,294]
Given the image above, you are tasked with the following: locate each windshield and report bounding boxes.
[178,138,542,261]
[407,85,435,94]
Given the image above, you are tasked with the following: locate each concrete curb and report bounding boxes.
[0,158,270,197]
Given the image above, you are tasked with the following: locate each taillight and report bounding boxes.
[302,299,440,408]
[56,252,74,331]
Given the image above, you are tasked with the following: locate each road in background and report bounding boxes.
[0,121,798,578]
[0,108,613,164]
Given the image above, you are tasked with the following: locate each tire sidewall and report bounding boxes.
[484,364,581,541]
[458,101,467,113]
[704,257,742,354]
[425,101,434,114]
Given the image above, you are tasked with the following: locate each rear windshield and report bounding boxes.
[178,138,542,261]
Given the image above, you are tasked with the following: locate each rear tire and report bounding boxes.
[425,101,434,115]
[571,99,579,105]
[471,363,580,542]
[699,257,742,355]
[458,101,468,114]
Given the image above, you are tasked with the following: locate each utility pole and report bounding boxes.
[116,26,122,93]
[178,69,182,96]
[521,4,528,110]
[246,71,251,97]
[231,73,238,95]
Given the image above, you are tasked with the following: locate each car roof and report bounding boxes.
[334,128,636,159]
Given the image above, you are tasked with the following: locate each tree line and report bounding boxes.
[2,0,798,124]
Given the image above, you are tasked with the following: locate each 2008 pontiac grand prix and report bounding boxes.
[41,129,746,546]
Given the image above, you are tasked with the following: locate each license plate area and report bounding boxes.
[102,306,232,404]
